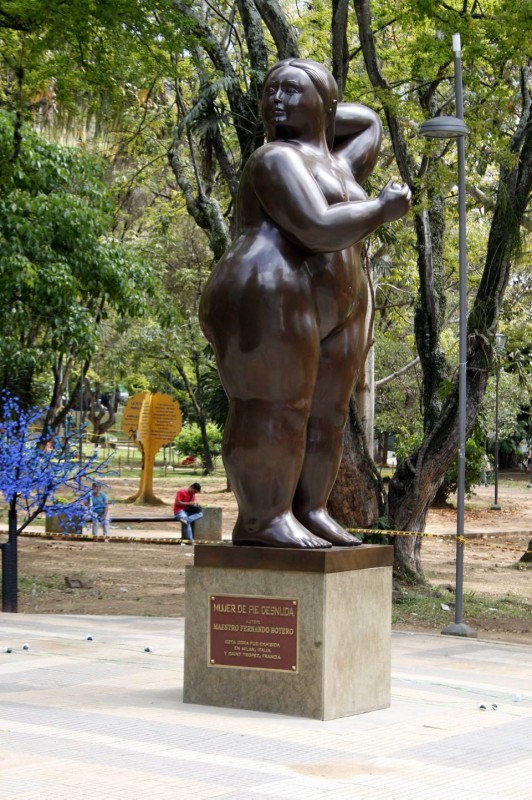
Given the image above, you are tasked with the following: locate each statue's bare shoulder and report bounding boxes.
[246,141,307,182]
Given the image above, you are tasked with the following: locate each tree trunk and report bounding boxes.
[356,337,375,457]
[83,379,117,441]
[354,250,377,455]
[197,412,215,475]
[328,399,385,528]
[254,0,300,59]
[174,361,215,474]
[331,0,350,99]
[519,539,532,564]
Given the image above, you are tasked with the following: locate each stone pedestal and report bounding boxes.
[183,544,393,720]
[194,507,222,542]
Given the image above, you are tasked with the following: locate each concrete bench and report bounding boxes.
[45,513,84,535]
[194,507,223,541]
[111,507,223,542]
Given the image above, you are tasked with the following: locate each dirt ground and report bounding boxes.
[7,471,532,643]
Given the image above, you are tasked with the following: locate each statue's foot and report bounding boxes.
[296,508,362,546]
[233,512,332,549]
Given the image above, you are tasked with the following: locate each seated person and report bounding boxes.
[90,483,110,540]
[173,482,202,542]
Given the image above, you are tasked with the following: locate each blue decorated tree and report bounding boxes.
[0,393,110,612]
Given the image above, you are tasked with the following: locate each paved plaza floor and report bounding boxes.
[0,613,530,800]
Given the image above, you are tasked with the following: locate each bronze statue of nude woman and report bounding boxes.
[200,59,411,548]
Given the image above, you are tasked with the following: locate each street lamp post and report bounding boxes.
[490,333,507,510]
[420,34,476,638]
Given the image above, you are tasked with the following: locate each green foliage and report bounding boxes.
[0,111,153,403]
[174,423,222,461]
[480,369,530,441]
[394,428,423,465]
[435,427,487,505]
[89,212,218,436]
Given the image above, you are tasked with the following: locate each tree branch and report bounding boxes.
[375,357,420,388]
[352,0,415,184]
[253,0,299,59]
[331,0,350,99]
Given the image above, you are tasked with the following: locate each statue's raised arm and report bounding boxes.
[333,102,382,182]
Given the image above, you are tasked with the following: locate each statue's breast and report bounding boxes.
[311,157,367,205]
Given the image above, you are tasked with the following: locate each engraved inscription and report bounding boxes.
[209,595,298,672]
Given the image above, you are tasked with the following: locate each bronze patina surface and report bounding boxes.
[194,543,394,573]
[200,59,410,549]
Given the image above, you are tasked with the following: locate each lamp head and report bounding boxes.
[419,115,468,139]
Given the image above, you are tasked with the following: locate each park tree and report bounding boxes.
[0,1,168,426]
[0,111,154,429]
[90,210,220,471]
[81,376,120,443]
[175,422,223,465]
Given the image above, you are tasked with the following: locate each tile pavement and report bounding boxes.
[0,614,530,799]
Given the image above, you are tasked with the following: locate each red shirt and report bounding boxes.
[174,488,195,514]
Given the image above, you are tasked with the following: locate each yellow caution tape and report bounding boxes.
[347,528,531,555]
[12,528,531,555]
[16,531,197,546]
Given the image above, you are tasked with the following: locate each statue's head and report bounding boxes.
[261,59,338,148]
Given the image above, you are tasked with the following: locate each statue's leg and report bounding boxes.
[225,399,330,548]
[293,314,365,546]
[208,282,331,548]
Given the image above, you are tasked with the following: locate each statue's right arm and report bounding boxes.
[251,145,410,253]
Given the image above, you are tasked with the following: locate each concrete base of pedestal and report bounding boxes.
[183,544,393,720]
[45,514,84,535]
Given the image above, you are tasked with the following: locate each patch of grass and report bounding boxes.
[109,467,225,485]
[461,591,530,618]
[393,587,531,627]
[0,575,65,595]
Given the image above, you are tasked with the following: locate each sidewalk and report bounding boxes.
[1,614,531,800]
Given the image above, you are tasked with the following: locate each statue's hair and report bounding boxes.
[263,59,338,149]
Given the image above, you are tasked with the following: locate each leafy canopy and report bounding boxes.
[0,110,153,400]
[175,423,222,462]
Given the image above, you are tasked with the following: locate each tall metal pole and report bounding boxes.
[442,34,476,637]
[419,39,473,635]
[453,33,467,627]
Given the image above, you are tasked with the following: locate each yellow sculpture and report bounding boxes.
[122,392,182,504]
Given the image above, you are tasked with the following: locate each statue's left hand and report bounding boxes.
[377,179,411,222]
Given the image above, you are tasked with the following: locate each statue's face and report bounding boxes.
[261,66,325,140]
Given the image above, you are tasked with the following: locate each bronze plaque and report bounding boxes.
[209,595,298,672]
